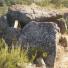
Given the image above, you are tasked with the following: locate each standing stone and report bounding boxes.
[0,15,8,37]
[19,21,59,67]
[0,15,8,31]
[7,4,63,28]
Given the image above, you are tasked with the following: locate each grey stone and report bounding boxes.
[0,15,9,37]
[3,27,21,47]
[7,5,63,28]
[19,21,59,66]
[0,15,8,30]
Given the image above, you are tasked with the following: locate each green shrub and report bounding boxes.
[0,38,28,68]
[35,0,51,7]
[0,6,8,16]
[51,0,64,8]
[62,0,68,8]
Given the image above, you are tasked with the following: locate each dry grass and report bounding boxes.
[0,6,8,16]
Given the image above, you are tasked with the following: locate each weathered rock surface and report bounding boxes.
[3,27,21,47]
[0,15,9,37]
[7,4,62,26]
[19,21,59,67]
[0,15,8,31]
[19,21,59,47]
[6,4,67,34]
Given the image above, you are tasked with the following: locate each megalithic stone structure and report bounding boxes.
[19,21,60,67]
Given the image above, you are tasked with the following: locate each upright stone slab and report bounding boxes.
[0,15,8,37]
[19,21,59,67]
[3,27,21,50]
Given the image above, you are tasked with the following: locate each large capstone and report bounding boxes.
[19,21,59,66]
[7,4,62,28]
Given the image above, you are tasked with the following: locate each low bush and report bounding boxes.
[35,0,51,7]
[0,38,28,68]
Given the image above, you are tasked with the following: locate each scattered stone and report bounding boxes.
[34,57,45,67]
